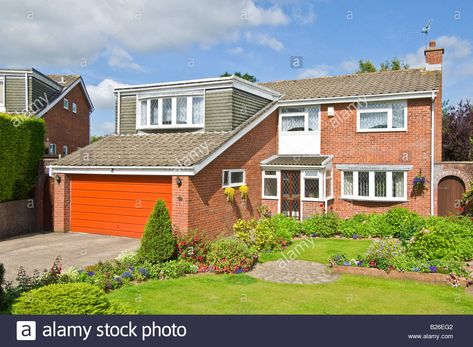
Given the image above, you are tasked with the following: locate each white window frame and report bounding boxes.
[63,98,69,110]
[262,170,280,199]
[301,170,323,202]
[136,95,205,130]
[72,102,77,114]
[49,143,57,155]
[63,145,68,155]
[341,170,408,202]
[0,76,5,112]
[280,106,320,133]
[222,169,246,188]
[357,101,407,132]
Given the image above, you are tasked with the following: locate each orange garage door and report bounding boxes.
[71,175,172,238]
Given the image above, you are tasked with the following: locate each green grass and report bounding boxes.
[108,274,473,314]
[259,238,372,264]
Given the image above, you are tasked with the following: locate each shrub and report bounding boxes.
[408,219,473,261]
[176,229,211,265]
[11,283,135,314]
[269,214,303,238]
[389,254,467,275]
[0,113,45,202]
[365,239,405,270]
[207,238,257,274]
[147,260,198,280]
[382,207,425,241]
[338,214,371,238]
[137,199,176,263]
[301,213,339,237]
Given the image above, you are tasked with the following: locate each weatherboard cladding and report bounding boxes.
[30,77,60,108]
[119,94,137,134]
[204,89,233,131]
[5,76,26,112]
[232,88,270,129]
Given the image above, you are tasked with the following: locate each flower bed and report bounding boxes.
[331,265,471,287]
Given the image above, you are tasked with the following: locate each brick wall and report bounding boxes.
[43,83,90,155]
[185,110,278,238]
[321,98,433,217]
[172,175,190,234]
[53,173,70,232]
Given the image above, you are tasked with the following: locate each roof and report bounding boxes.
[51,101,278,169]
[53,132,233,167]
[47,74,81,88]
[262,155,331,167]
[259,68,440,101]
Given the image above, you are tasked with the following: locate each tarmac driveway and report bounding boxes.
[0,232,140,282]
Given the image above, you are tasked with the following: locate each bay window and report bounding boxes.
[357,101,407,132]
[341,169,408,201]
[138,95,204,128]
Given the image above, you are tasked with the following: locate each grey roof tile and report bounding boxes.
[263,155,330,166]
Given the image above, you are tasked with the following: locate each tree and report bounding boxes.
[137,199,176,263]
[356,60,377,73]
[442,100,473,161]
[357,58,409,73]
[90,135,104,143]
[220,72,257,82]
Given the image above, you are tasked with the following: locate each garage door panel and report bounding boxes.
[70,175,172,238]
[72,212,150,225]
[71,204,157,217]
[72,181,172,193]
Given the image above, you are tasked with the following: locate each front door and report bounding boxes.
[281,171,300,219]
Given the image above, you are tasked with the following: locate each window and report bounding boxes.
[222,169,245,187]
[357,101,406,132]
[280,105,320,132]
[72,102,77,113]
[63,99,69,110]
[138,95,204,128]
[49,143,57,155]
[342,170,407,201]
[325,169,333,198]
[0,76,4,108]
[303,170,320,200]
[263,170,278,198]
[63,145,68,155]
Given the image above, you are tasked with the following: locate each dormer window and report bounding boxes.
[137,95,204,129]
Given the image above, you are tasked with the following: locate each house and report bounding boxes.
[0,68,93,157]
[49,41,445,239]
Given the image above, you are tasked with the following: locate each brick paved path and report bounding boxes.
[248,260,339,284]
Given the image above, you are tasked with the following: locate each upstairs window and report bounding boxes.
[0,76,4,107]
[138,95,204,128]
[63,98,69,110]
[357,101,407,132]
[49,143,57,155]
[280,105,320,132]
[72,102,77,114]
[63,145,68,155]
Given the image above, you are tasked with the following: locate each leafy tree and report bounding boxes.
[90,135,104,143]
[137,199,176,263]
[442,100,473,161]
[356,60,377,73]
[358,58,409,73]
[220,72,257,82]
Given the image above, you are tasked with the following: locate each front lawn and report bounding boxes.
[108,273,473,314]
[259,238,372,264]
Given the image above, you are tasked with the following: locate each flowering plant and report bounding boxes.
[412,169,427,196]
[224,187,235,202]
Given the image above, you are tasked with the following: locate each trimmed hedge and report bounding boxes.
[0,113,45,202]
[11,282,136,314]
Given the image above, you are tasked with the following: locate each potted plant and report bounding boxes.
[224,187,235,202]
[412,169,427,196]
[239,185,249,201]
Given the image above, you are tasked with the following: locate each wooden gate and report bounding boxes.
[438,176,465,216]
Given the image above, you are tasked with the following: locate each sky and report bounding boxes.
[1,0,472,135]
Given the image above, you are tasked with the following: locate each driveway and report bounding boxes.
[0,232,140,282]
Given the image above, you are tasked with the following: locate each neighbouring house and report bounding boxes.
[0,68,93,157]
[49,41,448,239]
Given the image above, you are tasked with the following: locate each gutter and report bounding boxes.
[48,165,195,176]
[430,91,436,216]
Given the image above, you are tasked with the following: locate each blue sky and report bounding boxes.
[1,0,472,135]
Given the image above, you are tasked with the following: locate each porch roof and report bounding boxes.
[261,155,332,167]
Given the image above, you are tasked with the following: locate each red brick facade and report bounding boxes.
[185,110,279,238]
[43,83,91,155]
[52,173,70,232]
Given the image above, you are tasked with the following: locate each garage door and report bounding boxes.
[71,175,172,238]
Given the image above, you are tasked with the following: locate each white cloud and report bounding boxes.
[97,121,115,135]
[0,0,289,68]
[246,32,284,52]
[87,79,130,109]
[340,60,357,72]
[298,65,331,78]
[106,46,143,71]
[291,5,316,25]
[226,46,244,55]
